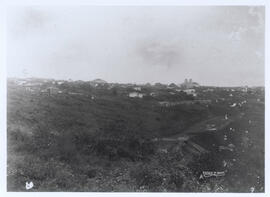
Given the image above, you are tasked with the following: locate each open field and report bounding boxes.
[7,79,264,192]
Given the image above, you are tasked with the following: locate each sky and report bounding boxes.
[7,6,265,86]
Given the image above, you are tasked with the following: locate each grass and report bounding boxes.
[7,81,265,192]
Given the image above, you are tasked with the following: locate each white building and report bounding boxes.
[57,81,65,85]
[16,80,27,86]
[183,89,197,97]
[133,87,141,91]
[203,88,214,92]
[128,92,144,98]
[242,86,248,92]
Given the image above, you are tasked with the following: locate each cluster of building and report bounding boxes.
[127,79,200,99]
[11,78,63,96]
[11,78,202,99]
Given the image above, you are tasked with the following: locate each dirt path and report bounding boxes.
[154,115,234,143]
[151,111,245,163]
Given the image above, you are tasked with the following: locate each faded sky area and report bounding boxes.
[7,6,265,86]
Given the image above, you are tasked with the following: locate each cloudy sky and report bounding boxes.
[7,6,264,86]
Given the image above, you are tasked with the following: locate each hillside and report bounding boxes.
[7,79,264,192]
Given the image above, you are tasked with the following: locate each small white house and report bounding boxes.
[133,87,141,91]
[17,80,27,86]
[25,86,34,92]
[242,87,248,92]
[203,88,214,92]
[57,81,64,85]
[183,89,197,97]
[128,92,144,98]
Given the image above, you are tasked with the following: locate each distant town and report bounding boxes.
[8,77,258,98]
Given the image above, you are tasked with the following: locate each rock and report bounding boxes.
[230,103,237,107]
[228,143,235,148]
[25,181,34,190]
[223,160,227,167]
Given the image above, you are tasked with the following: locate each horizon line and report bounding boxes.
[7,76,265,88]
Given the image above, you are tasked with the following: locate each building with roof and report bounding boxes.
[180,79,200,89]
[128,92,144,98]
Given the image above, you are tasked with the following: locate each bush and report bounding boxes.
[130,164,163,191]
[92,137,155,161]
[169,172,184,191]
[56,131,78,163]
[188,152,224,178]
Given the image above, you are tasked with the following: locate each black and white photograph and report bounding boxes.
[0,0,268,194]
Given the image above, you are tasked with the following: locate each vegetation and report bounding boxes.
[7,79,264,192]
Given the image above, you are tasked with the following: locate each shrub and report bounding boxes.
[86,169,97,178]
[188,152,224,178]
[130,164,163,191]
[169,172,184,190]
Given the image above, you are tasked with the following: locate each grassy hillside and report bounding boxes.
[7,81,209,191]
[7,80,264,192]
